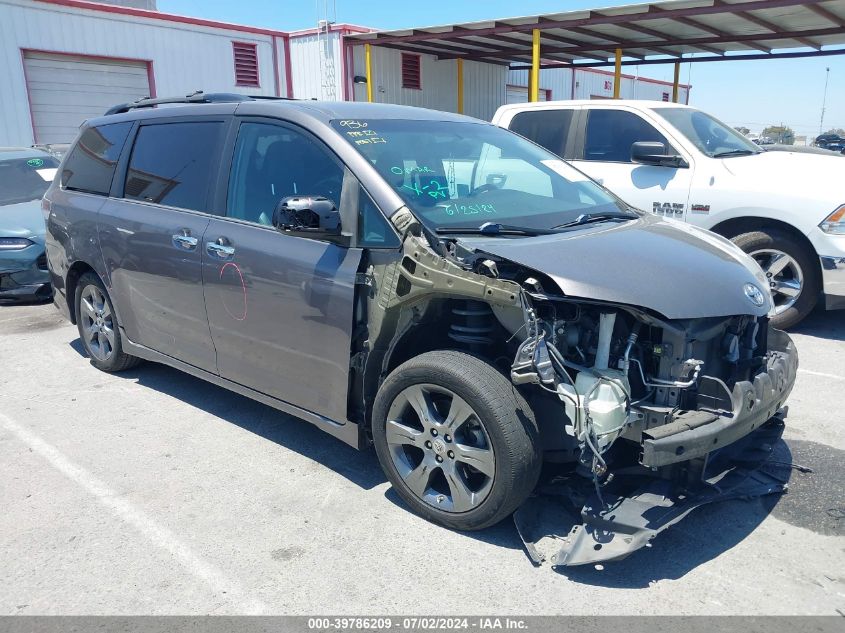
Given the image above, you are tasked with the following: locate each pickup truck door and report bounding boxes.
[568,107,694,221]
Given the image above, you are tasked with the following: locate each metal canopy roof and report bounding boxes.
[346,0,845,67]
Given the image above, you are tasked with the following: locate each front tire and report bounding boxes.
[372,350,541,531]
[731,229,820,329]
[74,272,141,372]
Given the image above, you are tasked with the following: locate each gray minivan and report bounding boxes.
[45,94,797,566]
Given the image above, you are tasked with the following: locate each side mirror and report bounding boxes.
[272,195,350,246]
[631,142,688,168]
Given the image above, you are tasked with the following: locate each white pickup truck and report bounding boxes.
[492,100,845,328]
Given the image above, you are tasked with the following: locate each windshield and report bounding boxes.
[0,155,59,206]
[330,119,633,232]
[653,108,761,158]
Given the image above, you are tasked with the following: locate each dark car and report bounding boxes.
[763,143,843,156]
[0,148,60,302]
[44,94,797,566]
[815,133,845,152]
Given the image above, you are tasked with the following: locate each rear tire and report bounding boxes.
[730,229,820,329]
[74,272,141,372]
[372,350,541,531]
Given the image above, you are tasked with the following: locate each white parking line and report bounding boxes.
[798,368,845,381]
[0,410,268,614]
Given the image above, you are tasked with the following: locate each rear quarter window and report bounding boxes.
[123,121,223,212]
[61,122,132,195]
[508,109,574,158]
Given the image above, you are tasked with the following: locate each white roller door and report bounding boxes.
[506,85,549,104]
[23,51,151,144]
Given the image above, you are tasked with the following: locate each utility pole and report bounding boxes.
[820,66,830,136]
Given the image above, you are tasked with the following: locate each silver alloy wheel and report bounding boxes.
[79,285,115,361]
[750,248,804,314]
[385,383,495,513]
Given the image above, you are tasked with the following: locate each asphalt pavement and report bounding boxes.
[0,301,842,615]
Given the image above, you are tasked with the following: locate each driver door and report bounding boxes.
[569,108,694,220]
[201,119,362,423]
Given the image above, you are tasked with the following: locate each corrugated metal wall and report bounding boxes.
[507,67,689,104]
[348,45,689,122]
[352,45,457,112]
[351,45,507,121]
[462,60,508,122]
[508,68,573,100]
[289,31,343,101]
[0,0,287,146]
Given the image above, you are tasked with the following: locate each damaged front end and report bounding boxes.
[355,211,798,567]
[378,220,797,567]
[501,261,798,566]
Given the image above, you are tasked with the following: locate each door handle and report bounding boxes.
[172,233,198,250]
[206,239,235,258]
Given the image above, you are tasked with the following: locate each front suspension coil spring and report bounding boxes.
[448,300,494,350]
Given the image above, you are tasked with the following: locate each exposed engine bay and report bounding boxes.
[354,211,798,566]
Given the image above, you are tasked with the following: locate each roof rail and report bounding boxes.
[104,91,292,115]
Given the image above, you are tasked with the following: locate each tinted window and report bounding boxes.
[583,110,674,162]
[0,155,60,206]
[124,122,223,211]
[227,122,343,225]
[61,122,132,195]
[509,109,574,158]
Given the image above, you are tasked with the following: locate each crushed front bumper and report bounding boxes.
[515,415,789,567]
[514,329,798,567]
[641,329,797,468]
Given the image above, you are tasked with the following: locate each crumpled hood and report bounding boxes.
[0,199,46,242]
[458,213,771,320]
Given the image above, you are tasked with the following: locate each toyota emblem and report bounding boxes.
[744,283,766,307]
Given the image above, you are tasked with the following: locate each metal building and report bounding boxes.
[11,0,837,148]
[1,0,293,145]
[349,47,511,122]
[347,47,688,122]
[506,67,689,103]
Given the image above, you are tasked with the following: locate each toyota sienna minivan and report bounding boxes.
[44,93,797,566]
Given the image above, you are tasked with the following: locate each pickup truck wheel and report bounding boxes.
[74,272,141,372]
[731,229,820,329]
[372,350,541,531]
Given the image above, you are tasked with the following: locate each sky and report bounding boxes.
[158,0,845,138]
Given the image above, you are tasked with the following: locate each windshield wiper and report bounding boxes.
[552,212,636,230]
[713,149,758,158]
[435,222,558,237]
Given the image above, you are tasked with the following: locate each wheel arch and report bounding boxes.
[361,297,511,430]
[383,321,452,377]
[710,216,822,283]
[65,261,100,325]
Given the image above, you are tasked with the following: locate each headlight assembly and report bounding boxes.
[0,237,34,251]
[820,205,845,235]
